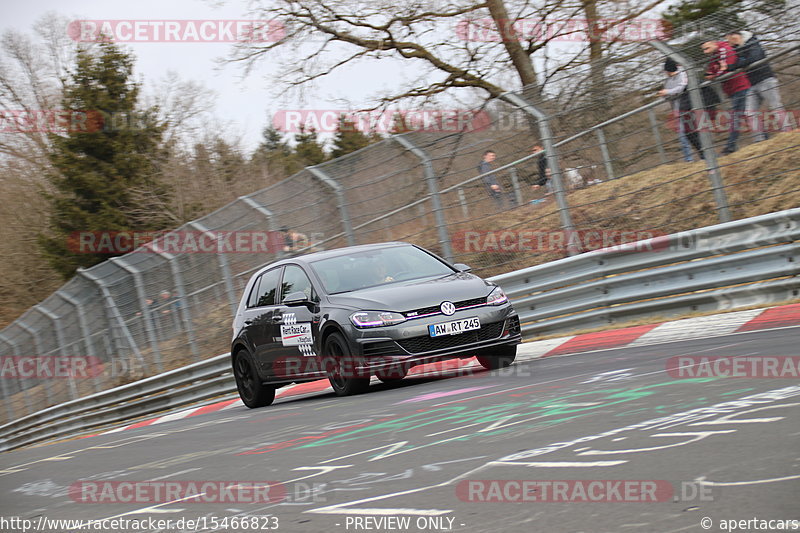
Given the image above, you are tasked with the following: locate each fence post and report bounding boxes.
[186,221,238,316]
[457,188,469,218]
[499,91,579,255]
[0,334,18,420]
[648,41,732,223]
[509,168,524,206]
[78,268,149,375]
[56,291,102,393]
[16,320,54,405]
[648,107,668,164]
[109,257,163,373]
[595,128,616,181]
[238,195,283,256]
[33,305,78,400]
[393,135,454,262]
[149,249,199,360]
[307,166,356,246]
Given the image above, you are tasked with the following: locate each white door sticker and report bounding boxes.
[281,323,313,346]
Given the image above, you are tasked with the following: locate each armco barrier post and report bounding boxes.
[78,268,149,375]
[648,107,668,164]
[33,305,78,400]
[56,291,102,393]
[649,41,731,223]
[110,257,163,373]
[149,249,199,360]
[500,92,579,255]
[186,222,238,316]
[16,320,54,405]
[394,135,454,262]
[307,166,356,247]
[0,333,33,416]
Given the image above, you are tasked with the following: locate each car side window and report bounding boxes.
[249,268,281,308]
[246,275,262,308]
[281,265,317,302]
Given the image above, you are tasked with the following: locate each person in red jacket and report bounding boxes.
[702,40,751,154]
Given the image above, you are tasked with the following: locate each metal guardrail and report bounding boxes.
[0,353,235,452]
[1,208,798,452]
[494,208,800,336]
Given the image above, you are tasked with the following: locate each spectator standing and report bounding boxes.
[280,226,308,252]
[702,40,750,154]
[526,144,551,205]
[724,30,790,141]
[478,150,504,210]
[659,58,695,162]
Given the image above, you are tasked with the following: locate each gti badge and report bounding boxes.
[440,301,456,316]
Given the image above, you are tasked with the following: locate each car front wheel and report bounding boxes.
[233,349,275,408]
[324,332,370,396]
[476,345,517,370]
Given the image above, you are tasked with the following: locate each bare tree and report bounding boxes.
[0,13,81,170]
[230,0,666,111]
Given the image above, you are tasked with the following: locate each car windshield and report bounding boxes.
[310,246,455,294]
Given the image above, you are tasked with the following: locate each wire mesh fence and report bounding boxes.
[1,1,798,423]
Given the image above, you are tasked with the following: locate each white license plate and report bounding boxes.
[429,317,480,337]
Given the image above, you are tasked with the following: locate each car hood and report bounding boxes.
[325,272,493,312]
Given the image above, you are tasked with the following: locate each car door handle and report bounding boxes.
[271,316,283,323]
[244,319,253,325]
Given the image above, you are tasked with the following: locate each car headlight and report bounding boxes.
[350,311,407,328]
[487,286,508,306]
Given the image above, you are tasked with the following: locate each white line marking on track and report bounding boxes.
[148,468,202,481]
[488,460,627,467]
[695,474,800,486]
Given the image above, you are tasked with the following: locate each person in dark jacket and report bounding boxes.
[478,150,504,209]
[526,144,551,204]
[724,30,790,141]
[702,40,750,154]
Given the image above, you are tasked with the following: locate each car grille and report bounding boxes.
[362,340,402,357]
[397,321,504,354]
[404,297,487,318]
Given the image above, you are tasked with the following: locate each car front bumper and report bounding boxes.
[349,304,521,371]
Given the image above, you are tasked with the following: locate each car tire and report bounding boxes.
[476,345,517,370]
[233,349,276,408]
[324,332,370,396]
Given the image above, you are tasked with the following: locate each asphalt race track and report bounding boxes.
[1,326,799,533]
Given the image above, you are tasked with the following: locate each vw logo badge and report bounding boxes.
[440,301,456,316]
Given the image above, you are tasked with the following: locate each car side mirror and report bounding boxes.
[282,291,311,306]
[454,263,472,273]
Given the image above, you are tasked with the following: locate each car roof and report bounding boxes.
[265,241,414,270]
